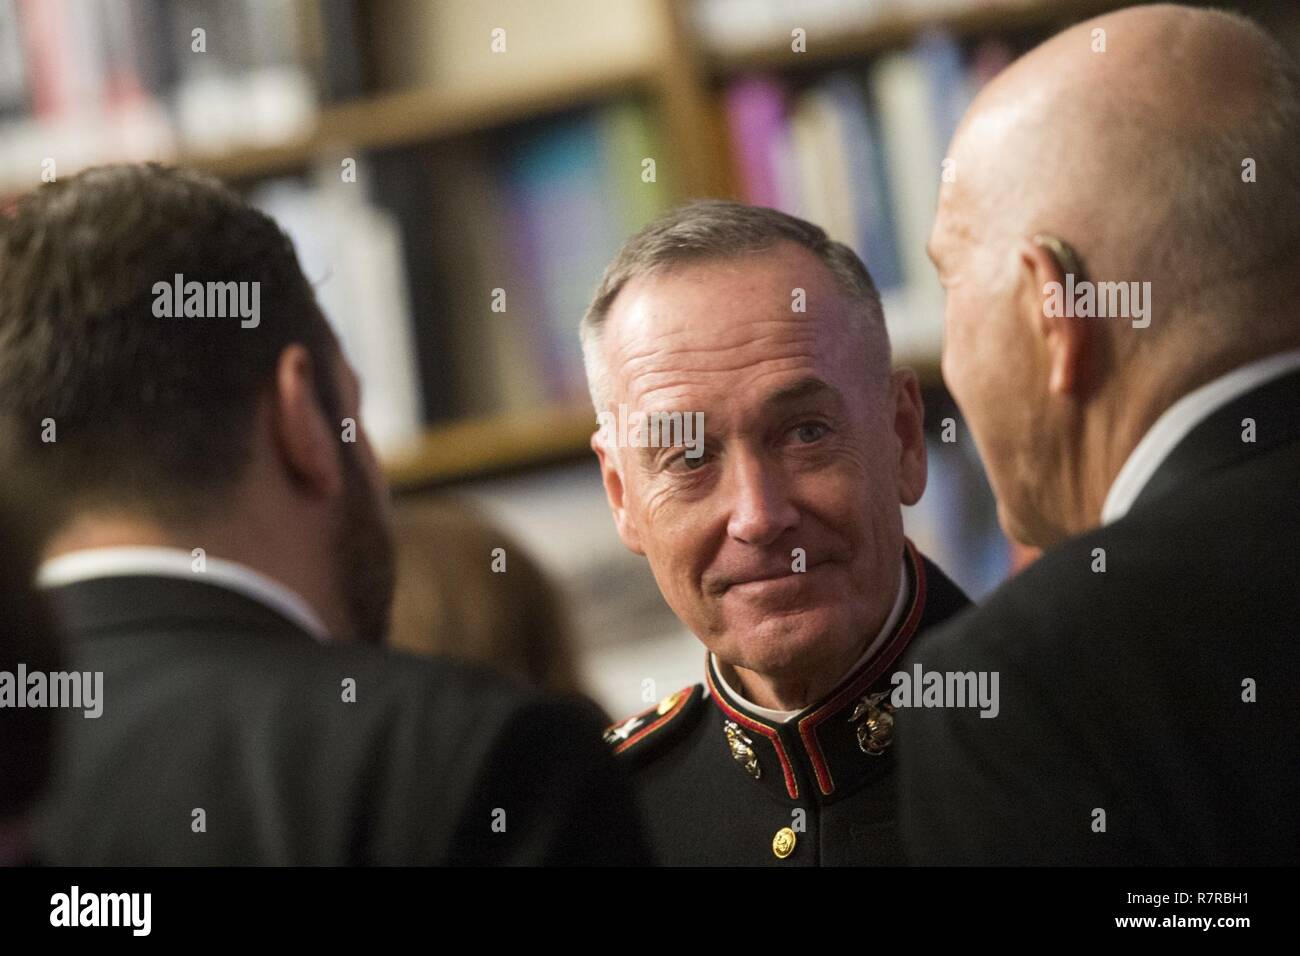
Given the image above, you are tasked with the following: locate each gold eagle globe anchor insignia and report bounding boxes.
[723,720,761,779]
[850,690,895,756]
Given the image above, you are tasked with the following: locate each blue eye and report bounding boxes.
[794,422,827,443]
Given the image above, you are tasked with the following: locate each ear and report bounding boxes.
[890,368,927,507]
[269,344,343,500]
[591,429,644,555]
[1021,238,1089,397]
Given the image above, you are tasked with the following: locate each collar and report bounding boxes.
[1103,348,1300,524]
[705,538,928,803]
[36,546,330,642]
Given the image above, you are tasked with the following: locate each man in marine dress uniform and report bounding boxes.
[580,201,971,864]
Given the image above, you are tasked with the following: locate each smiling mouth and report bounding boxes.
[725,561,831,592]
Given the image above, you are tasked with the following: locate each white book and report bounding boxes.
[253,170,424,459]
[872,49,946,359]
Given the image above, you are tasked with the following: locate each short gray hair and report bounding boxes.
[580,200,890,411]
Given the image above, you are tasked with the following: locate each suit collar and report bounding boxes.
[705,539,928,803]
[1124,363,1300,520]
[1104,351,1300,523]
[44,574,322,645]
[38,547,329,642]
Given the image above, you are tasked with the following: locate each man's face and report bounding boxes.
[594,244,925,681]
[330,356,395,644]
[929,153,1051,546]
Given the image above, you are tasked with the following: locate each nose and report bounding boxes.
[724,450,799,547]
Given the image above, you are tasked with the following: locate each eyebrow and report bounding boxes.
[761,376,844,411]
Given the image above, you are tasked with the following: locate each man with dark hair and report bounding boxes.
[0,163,648,865]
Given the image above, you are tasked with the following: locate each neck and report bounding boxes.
[1064,343,1256,540]
[726,659,848,713]
[725,596,898,713]
[42,511,347,638]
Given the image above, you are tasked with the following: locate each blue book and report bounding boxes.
[500,111,620,403]
[818,73,904,294]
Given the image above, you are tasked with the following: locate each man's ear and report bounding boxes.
[591,430,644,555]
[890,368,927,507]
[1021,237,1088,397]
[270,344,343,500]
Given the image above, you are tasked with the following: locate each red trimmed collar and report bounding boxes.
[705,539,928,802]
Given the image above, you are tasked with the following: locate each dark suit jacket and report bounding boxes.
[38,574,650,865]
[898,367,1300,865]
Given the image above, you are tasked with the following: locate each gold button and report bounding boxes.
[772,827,797,859]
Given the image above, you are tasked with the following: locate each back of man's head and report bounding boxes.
[0,164,342,526]
[0,164,395,643]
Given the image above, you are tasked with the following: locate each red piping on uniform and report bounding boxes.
[706,665,801,800]
[797,539,928,796]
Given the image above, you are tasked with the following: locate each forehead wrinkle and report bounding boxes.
[614,321,827,410]
[615,315,825,376]
[630,353,818,417]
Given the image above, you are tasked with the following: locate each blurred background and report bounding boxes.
[2,0,1295,716]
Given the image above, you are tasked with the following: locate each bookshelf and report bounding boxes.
[180,62,658,185]
[0,0,1185,488]
[386,403,596,492]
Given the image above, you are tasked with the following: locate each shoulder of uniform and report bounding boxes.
[602,684,704,763]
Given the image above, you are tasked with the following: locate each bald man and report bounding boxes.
[898,3,1300,865]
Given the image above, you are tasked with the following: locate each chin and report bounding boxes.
[718,607,849,675]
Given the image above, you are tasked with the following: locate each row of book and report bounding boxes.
[0,0,363,188]
[249,100,673,456]
[260,29,1016,455]
[724,29,1013,360]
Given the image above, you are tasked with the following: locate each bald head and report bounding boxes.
[939,3,1300,344]
[930,3,1300,547]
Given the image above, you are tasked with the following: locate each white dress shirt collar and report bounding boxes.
[36,546,330,642]
[710,553,910,723]
[1102,348,1300,525]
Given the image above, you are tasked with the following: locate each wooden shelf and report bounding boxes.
[384,403,597,490]
[189,60,655,182]
[0,61,655,195]
[189,59,655,180]
[704,0,1132,75]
